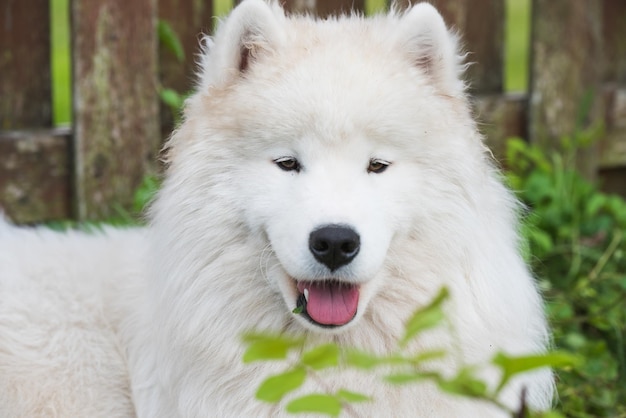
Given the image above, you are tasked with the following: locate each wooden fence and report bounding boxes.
[1,0,625,223]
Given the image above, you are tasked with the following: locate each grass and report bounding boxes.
[49,0,530,126]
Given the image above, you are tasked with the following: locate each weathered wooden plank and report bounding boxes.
[464,0,504,93]
[473,89,626,172]
[72,0,160,220]
[599,87,626,169]
[282,0,365,16]
[600,167,626,198]
[158,0,214,137]
[528,0,603,179]
[602,0,626,83]
[597,0,625,180]
[0,0,52,129]
[392,0,504,94]
[473,93,527,162]
[0,129,72,223]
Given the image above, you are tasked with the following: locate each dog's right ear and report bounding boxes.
[198,0,285,91]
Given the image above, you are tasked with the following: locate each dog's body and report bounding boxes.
[0,2,553,416]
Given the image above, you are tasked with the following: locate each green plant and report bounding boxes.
[506,133,626,417]
[45,174,159,230]
[243,288,577,417]
[157,19,189,124]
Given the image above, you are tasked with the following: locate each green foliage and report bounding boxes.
[106,174,160,225]
[301,344,340,370]
[242,288,577,417]
[493,352,580,394]
[132,174,160,214]
[157,20,185,62]
[45,174,159,230]
[256,367,306,402]
[286,394,342,416]
[401,287,448,347]
[243,333,304,363]
[157,19,190,124]
[506,134,626,417]
[158,88,187,124]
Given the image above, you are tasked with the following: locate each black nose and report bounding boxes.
[309,225,360,272]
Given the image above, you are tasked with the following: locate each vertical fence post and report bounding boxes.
[0,0,52,129]
[463,0,505,95]
[529,0,604,179]
[598,0,626,195]
[72,0,160,220]
[602,0,626,85]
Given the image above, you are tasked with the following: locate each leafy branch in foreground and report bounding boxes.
[242,287,579,417]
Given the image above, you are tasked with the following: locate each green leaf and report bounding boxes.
[344,349,384,370]
[535,411,567,418]
[585,193,607,217]
[336,389,370,403]
[256,367,306,402]
[493,351,581,393]
[159,88,185,110]
[400,287,449,347]
[286,394,342,417]
[437,367,488,398]
[242,333,303,363]
[410,349,447,364]
[528,228,554,255]
[132,175,160,213]
[301,343,339,370]
[385,371,440,385]
[564,333,587,350]
[157,20,185,62]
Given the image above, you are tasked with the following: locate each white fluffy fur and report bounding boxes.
[0,1,554,417]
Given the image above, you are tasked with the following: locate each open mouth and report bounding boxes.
[294,280,359,328]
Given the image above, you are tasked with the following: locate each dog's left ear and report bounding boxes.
[198,0,285,91]
[397,3,465,96]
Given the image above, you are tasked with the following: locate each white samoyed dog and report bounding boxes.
[0,1,554,416]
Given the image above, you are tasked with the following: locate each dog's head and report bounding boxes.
[164,0,475,333]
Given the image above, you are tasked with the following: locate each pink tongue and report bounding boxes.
[297,281,359,326]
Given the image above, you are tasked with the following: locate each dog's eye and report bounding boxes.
[368,159,390,174]
[274,157,301,172]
